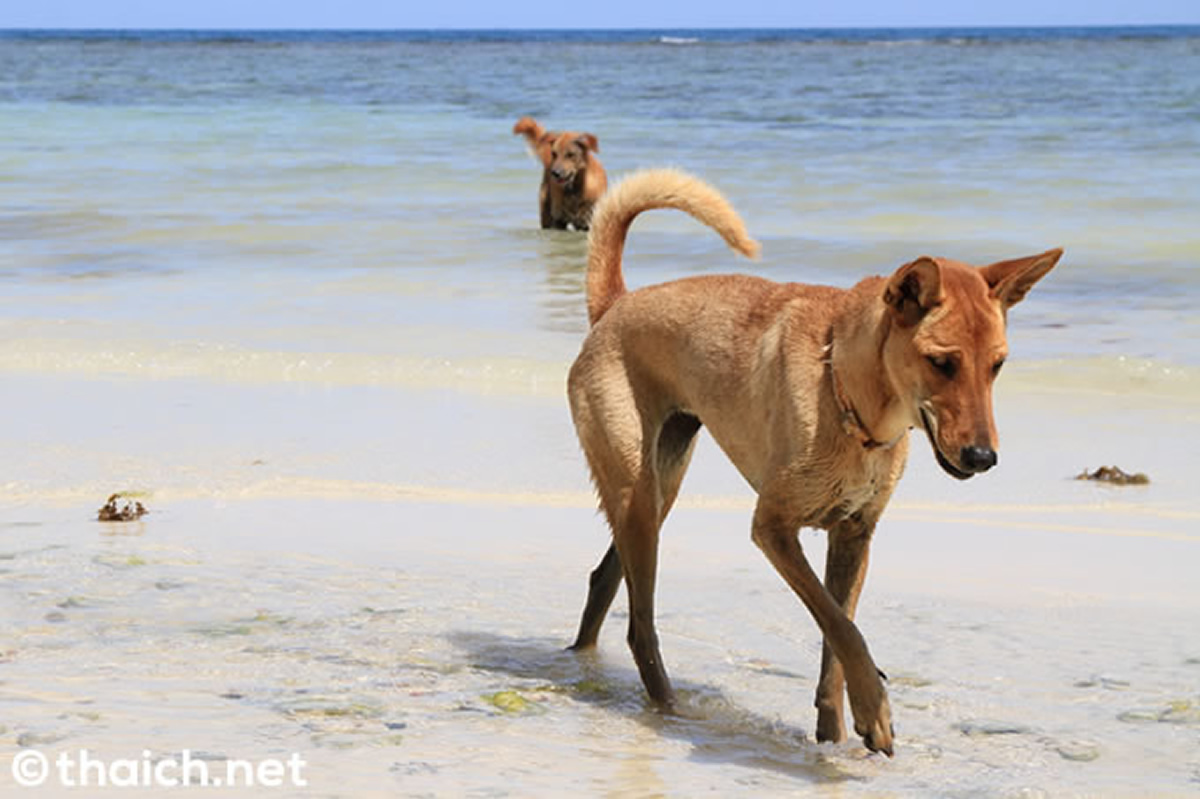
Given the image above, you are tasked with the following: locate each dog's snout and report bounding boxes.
[960,445,997,473]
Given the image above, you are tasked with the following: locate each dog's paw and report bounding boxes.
[849,672,895,757]
[859,718,895,757]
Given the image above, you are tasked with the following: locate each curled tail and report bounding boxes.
[513,116,547,151]
[585,168,760,326]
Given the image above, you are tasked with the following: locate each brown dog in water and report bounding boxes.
[565,168,1061,756]
[513,116,607,231]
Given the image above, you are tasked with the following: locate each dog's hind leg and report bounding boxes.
[569,542,622,650]
[617,463,675,706]
[815,515,876,744]
[614,411,700,704]
[567,372,639,652]
[569,362,691,706]
[569,412,700,653]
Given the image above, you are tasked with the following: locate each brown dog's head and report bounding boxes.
[544,132,599,187]
[882,248,1062,479]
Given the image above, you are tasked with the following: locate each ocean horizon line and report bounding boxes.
[2,24,1198,41]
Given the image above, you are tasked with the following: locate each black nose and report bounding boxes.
[960,446,997,473]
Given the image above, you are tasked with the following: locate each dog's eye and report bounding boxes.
[927,355,957,379]
[992,358,1006,377]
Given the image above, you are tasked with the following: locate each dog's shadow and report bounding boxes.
[448,630,860,785]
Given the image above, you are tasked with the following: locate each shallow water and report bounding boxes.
[3,28,1200,389]
[1,492,1198,796]
[1,373,1198,795]
[2,27,1200,796]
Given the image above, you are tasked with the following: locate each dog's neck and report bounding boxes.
[827,353,902,450]
[826,306,907,451]
[828,357,880,449]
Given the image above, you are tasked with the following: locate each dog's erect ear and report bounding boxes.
[980,248,1062,309]
[884,257,943,327]
[578,133,599,153]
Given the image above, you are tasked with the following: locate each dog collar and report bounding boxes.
[827,347,903,451]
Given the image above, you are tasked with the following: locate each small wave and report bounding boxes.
[659,36,700,45]
[1006,355,1200,403]
[0,331,570,397]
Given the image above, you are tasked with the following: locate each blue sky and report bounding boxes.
[3,0,1197,29]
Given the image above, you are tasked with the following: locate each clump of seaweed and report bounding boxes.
[1074,466,1149,486]
[97,494,148,522]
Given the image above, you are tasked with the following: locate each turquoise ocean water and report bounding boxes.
[1,27,1198,396]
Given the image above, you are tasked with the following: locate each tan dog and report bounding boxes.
[566,169,1061,756]
[513,116,607,231]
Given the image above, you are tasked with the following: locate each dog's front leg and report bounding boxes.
[751,501,894,755]
[815,515,876,745]
[538,182,554,229]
